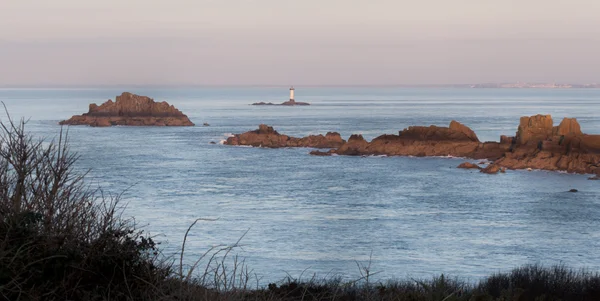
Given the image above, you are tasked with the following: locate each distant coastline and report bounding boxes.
[467,82,600,89]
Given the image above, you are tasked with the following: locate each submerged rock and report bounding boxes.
[59,92,194,127]
[569,189,578,192]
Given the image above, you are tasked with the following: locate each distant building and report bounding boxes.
[289,86,295,101]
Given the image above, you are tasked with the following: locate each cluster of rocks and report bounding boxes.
[225,124,345,148]
[251,99,310,106]
[457,162,506,174]
[226,115,600,177]
[59,92,194,127]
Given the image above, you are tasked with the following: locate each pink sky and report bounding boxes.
[1,0,599,86]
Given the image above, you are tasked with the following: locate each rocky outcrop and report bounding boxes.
[515,114,554,145]
[554,117,582,136]
[333,121,491,158]
[329,116,600,176]
[252,99,310,106]
[480,164,502,174]
[251,102,276,105]
[457,162,481,169]
[225,124,345,148]
[59,92,194,127]
[493,116,600,175]
[227,116,600,176]
[449,120,479,142]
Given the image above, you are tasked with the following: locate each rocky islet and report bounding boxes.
[59,92,194,127]
[226,115,600,176]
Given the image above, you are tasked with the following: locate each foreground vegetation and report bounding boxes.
[1,115,600,300]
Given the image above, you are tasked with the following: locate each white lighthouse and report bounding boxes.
[289,86,295,102]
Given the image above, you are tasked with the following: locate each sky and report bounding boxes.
[1,0,600,86]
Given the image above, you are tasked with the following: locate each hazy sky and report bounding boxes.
[1,0,600,86]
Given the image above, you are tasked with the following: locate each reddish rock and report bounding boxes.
[449,120,479,142]
[457,162,481,169]
[500,135,514,145]
[515,114,553,145]
[335,134,371,156]
[225,125,345,148]
[227,115,600,176]
[253,99,310,106]
[59,92,194,127]
[334,121,482,157]
[481,164,502,174]
[554,118,582,136]
[309,149,336,156]
[280,99,310,106]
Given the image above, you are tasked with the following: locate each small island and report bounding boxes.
[226,115,600,177]
[251,87,310,106]
[59,92,194,127]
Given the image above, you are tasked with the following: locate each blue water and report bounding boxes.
[1,87,600,283]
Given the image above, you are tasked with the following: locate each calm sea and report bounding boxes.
[1,87,600,283]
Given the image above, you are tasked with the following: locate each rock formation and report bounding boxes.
[457,162,481,169]
[252,99,310,106]
[480,164,502,174]
[225,124,345,148]
[332,121,497,158]
[227,115,600,176]
[59,92,194,127]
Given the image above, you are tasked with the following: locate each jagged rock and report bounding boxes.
[281,99,310,106]
[481,164,502,174]
[225,125,345,148]
[226,115,600,177]
[515,114,554,145]
[449,120,479,142]
[59,92,194,127]
[554,118,582,136]
[310,149,336,156]
[457,162,482,169]
[251,102,275,105]
[252,100,310,106]
[335,134,370,156]
[500,135,514,145]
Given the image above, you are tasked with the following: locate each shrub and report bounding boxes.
[0,114,168,300]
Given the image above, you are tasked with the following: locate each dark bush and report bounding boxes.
[0,115,168,300]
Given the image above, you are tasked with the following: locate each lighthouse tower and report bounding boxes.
[289,86,295,102]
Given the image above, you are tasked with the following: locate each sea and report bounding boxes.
[1,87,599,284]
